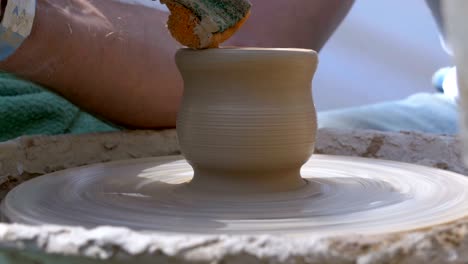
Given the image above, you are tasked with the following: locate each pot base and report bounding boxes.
[3,155,468,236]
[188,167,308,194]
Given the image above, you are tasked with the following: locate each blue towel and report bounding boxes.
[318,93,458,135]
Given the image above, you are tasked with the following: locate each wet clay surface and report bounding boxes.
[4,154,468,236]
[0,129,468,263]
[175,48,318,193]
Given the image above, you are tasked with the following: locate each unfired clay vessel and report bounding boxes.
[176,48,318,193]
[4,48,468,246]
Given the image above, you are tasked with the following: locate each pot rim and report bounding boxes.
[176,47,317,56]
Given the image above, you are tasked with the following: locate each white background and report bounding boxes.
[314,0,451,111]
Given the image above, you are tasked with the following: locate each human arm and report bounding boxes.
[0,0,183,128]
[0,0,354,128]
[226,0,355,52]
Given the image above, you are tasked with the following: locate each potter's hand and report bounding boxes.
[159,0,251,49]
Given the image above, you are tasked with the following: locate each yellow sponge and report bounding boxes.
[160,0,251,49]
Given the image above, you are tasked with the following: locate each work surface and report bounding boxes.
[0,128,466,264]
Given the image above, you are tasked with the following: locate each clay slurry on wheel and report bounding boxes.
[3,155,468,235]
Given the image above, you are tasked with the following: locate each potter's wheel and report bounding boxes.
[3,154,468,236]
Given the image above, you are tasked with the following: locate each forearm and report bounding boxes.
[0,0,183,128]
[0,0,353,129]
[226,0,355,51]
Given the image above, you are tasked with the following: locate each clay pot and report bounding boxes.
[175,48,318,193]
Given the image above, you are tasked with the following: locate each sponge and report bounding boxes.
[159,0,251,49]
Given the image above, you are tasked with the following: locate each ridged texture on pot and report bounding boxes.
[175,48,318,192]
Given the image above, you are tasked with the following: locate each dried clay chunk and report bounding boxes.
[159,0,251,49]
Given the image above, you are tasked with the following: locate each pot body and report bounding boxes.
[175,48,318,191]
